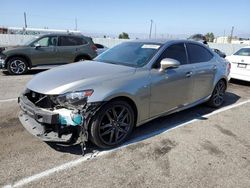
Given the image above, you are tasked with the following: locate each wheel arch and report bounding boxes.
[214,76,228,90]
[106,96,138,125]
[5,54,32,68]
[74,54,91,62]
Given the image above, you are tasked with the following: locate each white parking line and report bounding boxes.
[4,99,250,188]
[0,98,18,103]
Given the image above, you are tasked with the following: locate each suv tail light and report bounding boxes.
[91,45,97,51]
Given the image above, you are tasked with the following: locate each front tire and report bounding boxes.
[7,57,28,75]
[207,80,226,108]
[90,100,135,149]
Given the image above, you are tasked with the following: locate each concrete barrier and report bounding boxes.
[0,34,248,55]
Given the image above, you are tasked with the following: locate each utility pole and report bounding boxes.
[149,19,153,39]
[24,12,27,28]
[154,23,157,39]
[223,29,225,43]
[229,26,234,43]
[75,18,78,31]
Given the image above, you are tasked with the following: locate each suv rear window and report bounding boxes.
[186,43,213,63]
[59,36,87,46]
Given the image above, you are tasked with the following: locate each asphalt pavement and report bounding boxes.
[0,70,249,188]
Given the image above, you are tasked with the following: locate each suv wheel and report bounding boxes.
[7,57,28,75]
[207,80,226,108]
[90,100,135,149]
[75,57,87,62]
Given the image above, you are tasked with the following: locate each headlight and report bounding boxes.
[57,89,94,108]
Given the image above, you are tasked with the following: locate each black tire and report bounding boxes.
[75,56,88,62]
[89,100,135,149]
[207,80,226,108]
[7,57,28,75]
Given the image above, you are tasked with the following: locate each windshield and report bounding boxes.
[234,48,250,56]
[21,36,39,45]
[95,42,162,67]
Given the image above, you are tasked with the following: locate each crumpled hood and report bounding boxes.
[27,61,136,95]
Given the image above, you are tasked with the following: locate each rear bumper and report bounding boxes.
[18,94,76,142]
[230,73,250,82]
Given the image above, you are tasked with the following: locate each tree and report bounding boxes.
[118,32,129,39]
[205,32,215,42]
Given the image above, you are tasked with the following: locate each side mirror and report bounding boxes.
[159,58,180,72]
[34,43,41,49]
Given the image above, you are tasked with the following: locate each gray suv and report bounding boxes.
[18,40,230,150]
[0,33,97,75]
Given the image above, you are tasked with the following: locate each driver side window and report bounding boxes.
[34,37,49,47]
[153,43,187,69]
[33,37,57,47]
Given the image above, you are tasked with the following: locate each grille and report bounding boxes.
[25,90,57,109]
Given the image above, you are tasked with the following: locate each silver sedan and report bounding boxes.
[18,39,230,149]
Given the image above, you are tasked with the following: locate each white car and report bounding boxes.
[226,46,250,82]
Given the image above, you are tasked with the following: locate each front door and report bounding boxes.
[29,36,59,66]
[149,43,195,117]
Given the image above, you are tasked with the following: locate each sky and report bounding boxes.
[0,0,250,38]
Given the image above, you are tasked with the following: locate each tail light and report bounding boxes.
[91,45,97,51]
[227,62,231,72]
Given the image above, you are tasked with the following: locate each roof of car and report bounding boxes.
[242,46,250,48]
[38,33,84,37]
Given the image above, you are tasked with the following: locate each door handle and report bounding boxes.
[186,71,193,77]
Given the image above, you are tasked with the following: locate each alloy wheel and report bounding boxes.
[212,81,226,106]
[98,105,132,145]
[9,60,26,74]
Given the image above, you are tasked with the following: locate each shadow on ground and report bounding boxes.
[230,79,250,87]
[1,69,47,76]
[47,91,240,156]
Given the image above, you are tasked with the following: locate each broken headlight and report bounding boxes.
[57,89,94,108]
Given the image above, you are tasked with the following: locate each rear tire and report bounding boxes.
[75,56,88,62]
[7,57,28,75]
[89,100,135,149]
[207,80,226,108]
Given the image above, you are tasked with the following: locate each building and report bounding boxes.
[214,36,250,45]
[0,27,81,35]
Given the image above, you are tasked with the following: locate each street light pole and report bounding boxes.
[149,19,153,39]
[24,12,27,28]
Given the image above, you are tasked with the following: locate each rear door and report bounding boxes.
[186,42,216,101]
[149,43,195,117]
[57,36,84,63]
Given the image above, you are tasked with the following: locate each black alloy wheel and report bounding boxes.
[208,80,226,108]
[90,100,135,149]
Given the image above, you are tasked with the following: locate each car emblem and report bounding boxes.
[241,59,244,62]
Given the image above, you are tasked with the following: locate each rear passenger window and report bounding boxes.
[153,43,187,68]
[59,36,87,46]
[186,43,213,63]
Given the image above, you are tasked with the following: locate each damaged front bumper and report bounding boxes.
[18,94,82,143]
